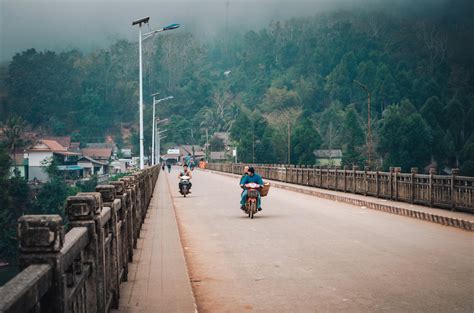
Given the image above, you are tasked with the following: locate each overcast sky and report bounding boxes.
[0,0,450,62]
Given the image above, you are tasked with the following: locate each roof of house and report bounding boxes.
[78,156,108,166]
[210,151,228,160]
[313,149,343,158]
[81,148,113,160]
[43,136,71,149]
[180,145,205,156]
[86,143,116,149]
[29,139,80,156]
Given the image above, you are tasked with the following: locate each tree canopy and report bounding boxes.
[1,5,473,173]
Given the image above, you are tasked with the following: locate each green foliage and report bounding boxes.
[291,115,322,165]
[460,136,474,176]
[1,6,473,173]
[76,175,98,192]
[110,172,129,181]
[210,137,225,151]
[378,104,432,171]
[0,145,30,262]
[32,178,71,218]
[340,105,366,168]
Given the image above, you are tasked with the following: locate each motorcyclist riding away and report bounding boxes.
[178,164,193,192]
[240,167,264,211]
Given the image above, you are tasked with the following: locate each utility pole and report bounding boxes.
[329,121,333,165]
[287,117,291,165]
[353,79,372,167]
[205,128,210,161]
[252,128,255,163]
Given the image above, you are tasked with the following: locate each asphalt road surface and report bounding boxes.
[167,168,473,313]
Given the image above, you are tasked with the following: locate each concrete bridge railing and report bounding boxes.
[0,166,160,313]
[207,163,474,213]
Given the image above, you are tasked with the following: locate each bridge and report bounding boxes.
[0,164,473,312]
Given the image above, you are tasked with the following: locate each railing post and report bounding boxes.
[375,170,380,198]
[343,166,348,192]
[352,166,358,194]
[410,167,418,204]
[389,167,394,200]
[364,166,370,196]
[95,184,121,309]
[67,192,104,313]
[451,168,459,211]
[429,167,436,207]
[110,180,130,282]
[394,167,400,201]
[319,166,323,187]
[17,215,65,312]
[120,177,135,261]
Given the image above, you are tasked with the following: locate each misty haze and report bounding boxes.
[0,1,473,313]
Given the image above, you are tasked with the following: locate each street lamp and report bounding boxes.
[154,118,169,165]
[156,129,167,165]
[132,17,180,169]
[151,94,173,165]
[353,79,372,167]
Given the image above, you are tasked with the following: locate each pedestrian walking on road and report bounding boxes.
[167,163,171,173]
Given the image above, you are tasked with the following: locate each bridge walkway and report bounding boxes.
[112,172,196,313]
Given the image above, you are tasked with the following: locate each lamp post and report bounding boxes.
[151,94,173,165]
[132,17,180,169]
[156,129,167,165]
[353,80,372,167]
[154,118,169,165]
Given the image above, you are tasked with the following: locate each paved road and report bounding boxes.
[167,168,473,313]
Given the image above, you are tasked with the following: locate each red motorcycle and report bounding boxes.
[244,183,261,219]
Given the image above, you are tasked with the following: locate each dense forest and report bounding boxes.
[1,4,473,174]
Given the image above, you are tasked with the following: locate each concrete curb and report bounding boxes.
[203,169,474,232]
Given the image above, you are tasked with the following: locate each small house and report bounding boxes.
[314,149,343,167]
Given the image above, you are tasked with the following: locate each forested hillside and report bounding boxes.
[1,4,473,174]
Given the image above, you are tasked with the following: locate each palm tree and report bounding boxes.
[3,116,26,170]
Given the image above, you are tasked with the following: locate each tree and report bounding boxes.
[460,135,474,176]
[0,145,30,263]
[378,104,432,171]
[255,126,277,163]
[210,137,225,151]
[3,116,26,152]
[230,112,253,162]
[32,156,77,219]
[291,114,322,165]
[340,105,366,167]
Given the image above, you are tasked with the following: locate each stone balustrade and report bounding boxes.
[0,166,160,313]
[207,163,474,213]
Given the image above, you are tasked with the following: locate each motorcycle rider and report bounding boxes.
[178,164,193,192]
[239,167,264,211]
[239,166,250,186]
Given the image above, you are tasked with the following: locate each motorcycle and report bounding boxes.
[244,182,261,219]
[179,175,191,197]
